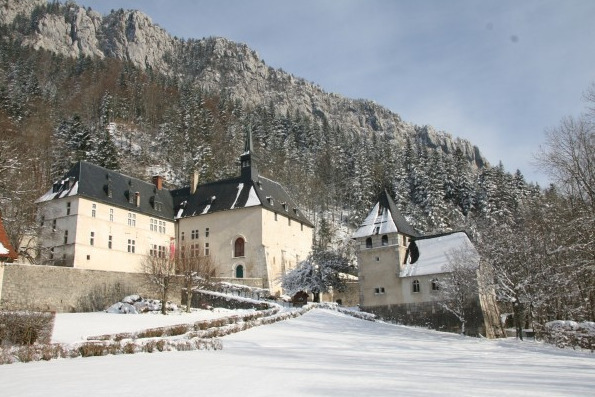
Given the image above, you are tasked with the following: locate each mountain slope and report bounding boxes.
[1,0,485,167]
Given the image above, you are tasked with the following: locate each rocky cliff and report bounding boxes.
[0,0,486,167]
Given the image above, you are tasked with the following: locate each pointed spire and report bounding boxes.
[240,125,258,181]
[244,124,253,154]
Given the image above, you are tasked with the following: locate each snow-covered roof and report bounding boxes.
[174,174,314,228]
[400,231,477,277]
[35,161,175,220]
[353,191,419,238]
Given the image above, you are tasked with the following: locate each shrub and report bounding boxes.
[543,321,595,351]
[77,282,135,312]
[78,342,108,357]
[0,311,55,346]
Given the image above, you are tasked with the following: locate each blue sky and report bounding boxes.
[79,0,595,185]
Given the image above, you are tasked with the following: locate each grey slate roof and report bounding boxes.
[174,173,314,228]
[37,161,175,220]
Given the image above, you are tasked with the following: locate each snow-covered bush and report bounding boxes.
[213,282,270,300]
[0,311,55,346]
[105,295,176,314]
[317,302,377,321]
[542,321,595,351]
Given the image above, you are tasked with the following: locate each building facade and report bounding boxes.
[354,191,496,336]
[36,162,176,273]
[35,132,314,294]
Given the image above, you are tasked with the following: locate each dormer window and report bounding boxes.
[266,196,274,205]
[282,202,288,211]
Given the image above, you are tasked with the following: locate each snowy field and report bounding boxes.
[50,307,243,344]
[1,309,594,396]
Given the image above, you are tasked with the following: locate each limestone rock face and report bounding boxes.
[100,9,179,72]
[0,0,487,168]
[0,0,45,26]
[23,6,104,59]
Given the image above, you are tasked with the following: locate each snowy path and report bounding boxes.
[1,309,594,396]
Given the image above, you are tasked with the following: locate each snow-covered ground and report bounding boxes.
[50,308,244,344]
[2,309,594,396]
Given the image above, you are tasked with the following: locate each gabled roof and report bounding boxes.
[352,191,419,238]
[400,231,478,277]
[0,211,18,261]
[36,161,175,220]
[174,173,314,228]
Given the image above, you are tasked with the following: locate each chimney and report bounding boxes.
[190,170,199,194]
[152,175,163,190]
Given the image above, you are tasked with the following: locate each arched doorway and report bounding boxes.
[235,264,244,278]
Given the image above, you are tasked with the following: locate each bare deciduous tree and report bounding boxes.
[142,245,177,315]
[536,115,594,210]
[175,242,217,312]
[437,245,480,335]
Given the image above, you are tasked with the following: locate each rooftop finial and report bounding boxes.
[240,124,258,180]
[245,124,253,154]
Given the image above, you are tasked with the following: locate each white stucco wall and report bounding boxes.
[38,197,175,273]
[177,206,313,294]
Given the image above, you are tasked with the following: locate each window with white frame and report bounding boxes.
[90,231,95,246]
[108,235,112,249]
[150,218,157,232]
[91,203,96,218]
[127,213,136,227]
[127,239,135,253]
[150,244,166,258]
[109,208,114,222]
[191,229,199,239]
[412,280,420,293]
[205,242,210,256]
[190,243,200,257]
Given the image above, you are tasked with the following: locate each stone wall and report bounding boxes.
[0,264,185,313]
[322,282,360,307]
[189,291,270,311]
[362,298,487,336]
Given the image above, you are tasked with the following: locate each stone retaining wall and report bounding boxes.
[0,264,184,313]
[362,298,486,336]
